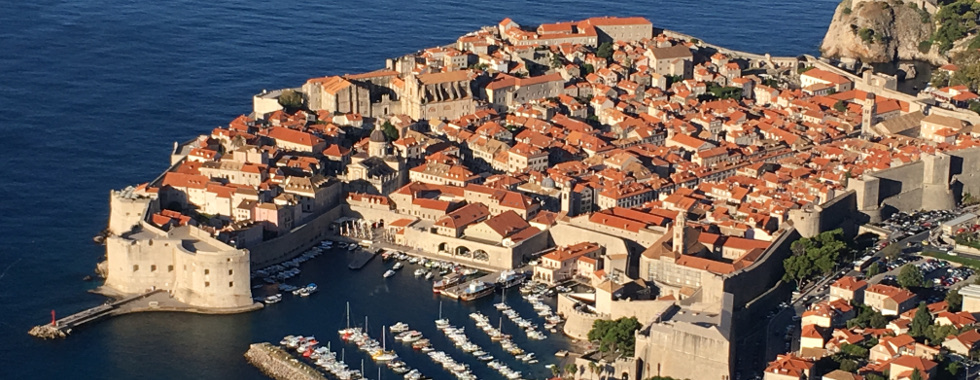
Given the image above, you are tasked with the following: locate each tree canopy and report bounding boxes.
[933,0,980,52]
[947,289,963,312]
[381,121,399,141]
[898,264,924,289]
[278,89,304,110]
[783,229,846,288]
[588,317,642,356]
[833,100,848,113]
[909,302,934,339]
[865,262,882,278]
[596,42,613,59]
[847,305,888,329]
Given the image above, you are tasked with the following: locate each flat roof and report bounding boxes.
[942,213,977,228]
[959,284,980,299]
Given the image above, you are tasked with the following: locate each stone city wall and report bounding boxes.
[249,205,344,269]
[949,148,980,200]
[724,228,798,309]
[558,294,603,340]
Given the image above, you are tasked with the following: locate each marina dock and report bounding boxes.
[440,267,529,300]
[347,249,378,270]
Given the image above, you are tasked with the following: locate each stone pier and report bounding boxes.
[244,342,327,380]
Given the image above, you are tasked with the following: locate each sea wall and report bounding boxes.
[249,205,344,269]
[244,343,327,380]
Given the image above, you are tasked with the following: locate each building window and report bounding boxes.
[151,265,157,272]
[229,269,233,276]
[205,281,210,287]
[133,265,139,272]
[168,265,174,272]
[204,269,210,275]
[229,282,234,288]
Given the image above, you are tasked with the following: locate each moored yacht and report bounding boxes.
[459,281,495,302]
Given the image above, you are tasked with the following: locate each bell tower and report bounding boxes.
[862,92,876,136]
[673,211,687,254]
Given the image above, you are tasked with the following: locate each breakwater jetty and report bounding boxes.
[28,290,164,339]
[244,342,327,380]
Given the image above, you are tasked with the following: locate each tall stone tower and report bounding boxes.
[368,123,388,157]
[862,92,876,136]
[672,211,687,254]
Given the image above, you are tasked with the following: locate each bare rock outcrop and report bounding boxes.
[821,0,946,64]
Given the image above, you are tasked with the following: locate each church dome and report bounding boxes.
[370,126,387,143]
[542,177,555,189]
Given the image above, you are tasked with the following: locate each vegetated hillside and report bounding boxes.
[821,0,944,64]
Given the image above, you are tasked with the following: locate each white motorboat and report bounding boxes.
[384,270,396,278]
[264,294,282,304]
[393,262,403,270]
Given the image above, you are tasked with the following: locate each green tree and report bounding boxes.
[550,53,564,69]
[783,229,846,288]
[834,100,848,113]
[918,40,933,54]
[565,363,578,377]
[870,312,888,329]
[582,63,595,75]
[858,28,875,44]
[882,244,901,261]
[840,343,869,358]
[898,264,924,289]
[839,358,859,372]
[947,289,963,312]
[382,121,399,141]
[925,324,958,345]
[947,360,962,377]
[596,42,613,59]
[910,368,923,380]
[865,373,886,380]
[866,262,882,278]
[278,89,304,110]
[909,302,933,339]
[587,317,642,355]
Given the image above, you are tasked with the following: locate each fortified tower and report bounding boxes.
[108,186,157,236]
[862,92,876,136]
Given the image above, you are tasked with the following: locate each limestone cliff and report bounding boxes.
[821,0,945,64]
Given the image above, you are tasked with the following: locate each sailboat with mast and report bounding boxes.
[338,302,360,340]
[435,301,449,329]
[371,325,398,362]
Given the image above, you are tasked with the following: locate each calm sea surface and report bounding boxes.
[0,1,837,378]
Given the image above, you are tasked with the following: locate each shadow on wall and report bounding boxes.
[877,177,905,204]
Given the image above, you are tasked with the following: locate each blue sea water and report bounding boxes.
[0,1,837,378]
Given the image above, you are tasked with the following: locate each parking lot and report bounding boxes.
[754,209,980,366]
